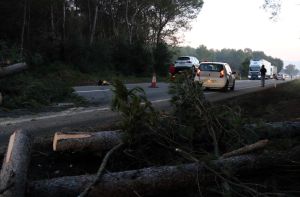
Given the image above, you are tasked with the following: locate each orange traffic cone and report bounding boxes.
[149,73,158,88]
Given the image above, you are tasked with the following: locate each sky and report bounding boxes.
[181,0,300,69]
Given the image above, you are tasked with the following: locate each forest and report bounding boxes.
[0,0,283,76]
[0,0,285,109]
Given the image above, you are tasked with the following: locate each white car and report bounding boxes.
[194,62,236,91]
[174,56,200,73]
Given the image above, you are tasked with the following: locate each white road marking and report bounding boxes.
[76,89,110,93]
[151,98,170,103]
[0,107,110,126]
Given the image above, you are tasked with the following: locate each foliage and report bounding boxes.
[0,40,23,64]
[262,0,282,21]
[0,63,85,109]
[284,64,299,77]
[0,0,203,76]
[111,79,159,146]
[111,74,251,161]
[152,42,173,76]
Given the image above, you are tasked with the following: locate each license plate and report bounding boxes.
[206,79,216,83]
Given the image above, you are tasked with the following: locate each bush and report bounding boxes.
[0,61,86,109]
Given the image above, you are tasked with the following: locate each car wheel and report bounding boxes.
[230,80,235,91]
[222,80,229,92]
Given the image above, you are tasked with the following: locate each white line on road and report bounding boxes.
[0,107,110,126]
[76,89,110,93]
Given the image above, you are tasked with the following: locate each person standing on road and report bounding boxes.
[260,65,267,87]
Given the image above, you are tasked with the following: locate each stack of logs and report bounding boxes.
[0,121,299,197]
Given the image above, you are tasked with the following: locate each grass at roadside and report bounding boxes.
[0,62,169,110]
[221,79,300,122]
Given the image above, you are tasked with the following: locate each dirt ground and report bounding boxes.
[222,79,300,122]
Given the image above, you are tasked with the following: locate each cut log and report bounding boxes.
[0,129,32,197]
[0,63,27,78]
[221,139,269,159]
[28,147,300,197]
[53,130,122,152]
[52,121,300,153]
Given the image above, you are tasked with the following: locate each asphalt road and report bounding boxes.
[0,79,290,151]
[73,79,287,104]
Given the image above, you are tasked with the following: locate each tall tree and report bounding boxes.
[284,64,299,78]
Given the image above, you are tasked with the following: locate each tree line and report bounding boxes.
[175,45,284,77]
[0,0,203,75]
[0,0,285,77]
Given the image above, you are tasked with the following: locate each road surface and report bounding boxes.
[0,79,290,151]
[73,79,286,104]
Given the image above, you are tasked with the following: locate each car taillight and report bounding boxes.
[169,64,176,75]
[220,69,224,78]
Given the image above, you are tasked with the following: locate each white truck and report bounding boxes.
[271,65,277,78]
[248,59,273,80]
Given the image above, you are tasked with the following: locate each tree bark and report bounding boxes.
[0,129,32,197]
[0,92,2,106]
[50,0,55,36]
[90,0,101,45]
[28,147,300,197]
[53,130,122,152]
[52,121,300,153]
[20,0,27,57]
[0,63,27,78]
[248,121,300,139]
[60,0,66,60]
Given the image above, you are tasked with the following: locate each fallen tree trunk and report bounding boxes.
[0,63,27,78]
[255,121,300,139]
[53,121,300,153]
[28,146,300,197]
[0,129,32,197]
[53,130,122,152]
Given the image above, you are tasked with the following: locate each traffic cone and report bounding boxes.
[149,73,158,88]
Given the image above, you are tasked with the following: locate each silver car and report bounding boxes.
[174,56,200,72]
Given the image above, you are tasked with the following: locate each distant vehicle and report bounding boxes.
[169,56,200,80]
[276,73,285,80]
[271,65,277,78]
[194,62,236,91]
[248,59,273,79]
[174,56,200,73]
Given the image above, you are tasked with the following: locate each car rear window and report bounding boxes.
[199,63,223,72]
[177,57,190,60]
